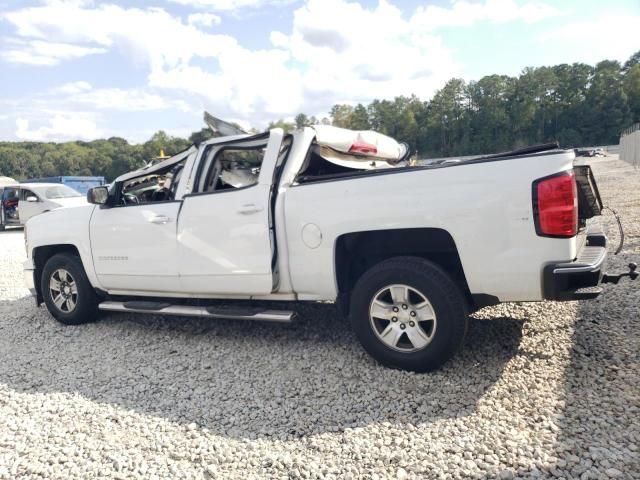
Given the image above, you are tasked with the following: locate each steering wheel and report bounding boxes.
[122,193,139,205]
[151,188,170,202]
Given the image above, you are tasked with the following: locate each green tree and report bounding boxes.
[294,113,310,128]
[189,128,215,145]
[582,60,631,144]
[329,104,354,128]
[268,119,296,132]
[350,104,371,130]
[624,64,640,122]
[142,131,189,161]
[623,50,640,73]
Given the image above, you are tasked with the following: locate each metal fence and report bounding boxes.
[620,123,640,167]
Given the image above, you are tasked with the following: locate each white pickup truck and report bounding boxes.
[23,125,634,371]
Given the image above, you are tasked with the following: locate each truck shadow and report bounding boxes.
[0,296,525,440]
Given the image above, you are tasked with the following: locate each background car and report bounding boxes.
[0,183,87,229]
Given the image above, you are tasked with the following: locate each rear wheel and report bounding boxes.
[41,253,99,325]
[350,257,468,372]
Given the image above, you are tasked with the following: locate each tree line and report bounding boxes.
[1,51,639,182]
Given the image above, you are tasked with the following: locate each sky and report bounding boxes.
[0,0,638,143]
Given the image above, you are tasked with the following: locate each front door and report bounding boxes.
[90,201,181,292]
[18,188,42,224]
[177,131,283,295]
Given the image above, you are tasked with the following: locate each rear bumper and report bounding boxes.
[543,226,607,301]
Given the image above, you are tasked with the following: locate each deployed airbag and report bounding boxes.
[311,125,409,164]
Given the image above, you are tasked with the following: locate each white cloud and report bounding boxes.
[46,82,190,112]
[168,0,296,12]
[2,0,564,133]
[71,87,192,112]
[3,3,239,71]
[51,81,93,95]
[538,14,640,65]
[187,12,222,27]
[0,39,106,66]
[2,1,301,121]
[411,0,561,30]
[15,114,102,141]
[272,0,460,104]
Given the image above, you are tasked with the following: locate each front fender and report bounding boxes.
[26,204,101,290]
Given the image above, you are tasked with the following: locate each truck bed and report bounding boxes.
[283,146,577,302]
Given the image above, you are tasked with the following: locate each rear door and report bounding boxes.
[177,130,283,295]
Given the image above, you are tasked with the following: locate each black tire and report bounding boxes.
[41,253,100,325]
[350,256,468,372]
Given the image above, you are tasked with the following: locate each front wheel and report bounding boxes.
[350,257,468,372]
[41,253,99,325]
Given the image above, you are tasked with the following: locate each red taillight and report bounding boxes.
[533,171,578,237]
[349,141,377,155]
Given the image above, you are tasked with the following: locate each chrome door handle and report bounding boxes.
[149,215,170,224]
[237,204,263,215]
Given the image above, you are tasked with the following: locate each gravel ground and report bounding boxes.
[0,154,638,479]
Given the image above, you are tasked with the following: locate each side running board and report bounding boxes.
[98,300,296,323]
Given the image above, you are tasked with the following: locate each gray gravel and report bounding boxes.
[0,154,638,479]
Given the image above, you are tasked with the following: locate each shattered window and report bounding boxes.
[202,147,265,193]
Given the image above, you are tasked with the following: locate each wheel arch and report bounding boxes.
[32,244,82,305]
[334,228,476,315]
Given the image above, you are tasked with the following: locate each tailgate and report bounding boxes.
[574,165,603,224]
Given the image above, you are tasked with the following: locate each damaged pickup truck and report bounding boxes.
[23,120,636,371]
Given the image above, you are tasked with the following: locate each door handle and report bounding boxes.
[149,215,171,224]
[237,204,263,215]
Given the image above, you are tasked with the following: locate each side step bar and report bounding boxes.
[98,300,296,323]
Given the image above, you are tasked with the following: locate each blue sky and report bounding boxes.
[0,0,638,143]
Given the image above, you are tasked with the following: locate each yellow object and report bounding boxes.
[153,149,170,162]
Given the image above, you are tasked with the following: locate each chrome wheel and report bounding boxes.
[49,268,78,313]
[369,284,437,353]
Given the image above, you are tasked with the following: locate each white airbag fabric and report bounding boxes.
[311,125,407,161]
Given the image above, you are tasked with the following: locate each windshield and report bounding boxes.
[43,185,82,199]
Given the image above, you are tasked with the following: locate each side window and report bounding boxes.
[200,147,265,193]
[4,188,18,201]
[20,189,37,201]
[120,160,186,205]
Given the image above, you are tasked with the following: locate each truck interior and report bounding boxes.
[197,147,265,193]
[120,159,186,205]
